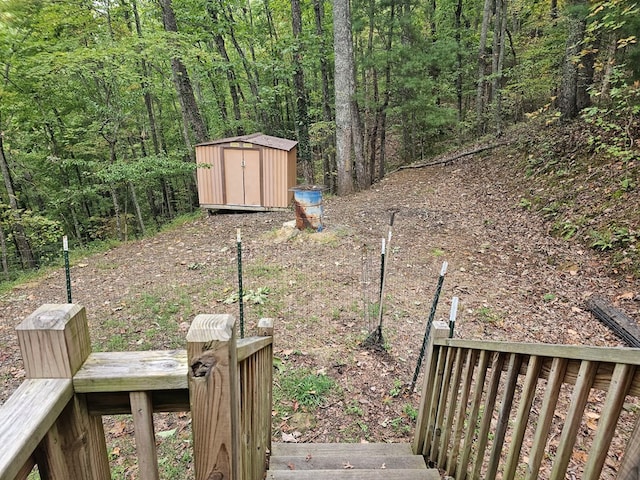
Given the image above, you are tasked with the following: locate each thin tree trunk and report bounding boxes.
[292,0,314,184]
[0,133,36,269]
[129,182,145,237]
[493,0,508,135]
[158,0,209,145]
[455,0,463,121]
[476,0,493,134]
[313,0,335,190]
[0,224,9,278]
[378,1,395,182]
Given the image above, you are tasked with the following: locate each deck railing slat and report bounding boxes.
[617,410,640,480]
[446,348,477,473]
[503,355,543,479]
[486,353,523,479]
[437,347,464,468]
[456,348,490,480]
[471,351,505,479]
[526,356,568,479]
[583,363,636,480]
[430,345,456,461]
[550,360,598,479]
[130,391,160,480]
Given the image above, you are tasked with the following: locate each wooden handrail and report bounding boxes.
[0,305,275,480]
[0,379,72,480]
[415,322,640,480]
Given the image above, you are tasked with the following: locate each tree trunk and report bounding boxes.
[292,0,314,184]
[313,0,336,190]
[158,0,209,145]
[378,1,395,182]
[333,0,355,195]
[0,133,36,269]
[558,3,592,120]
[455,0,463,121]
[493,0,508,135]
[129,182,145,237]
[0,224,9,279]
[476,0,493,134]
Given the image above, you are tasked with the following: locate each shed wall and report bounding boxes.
[196,143,297,209]
[196,145,225,205]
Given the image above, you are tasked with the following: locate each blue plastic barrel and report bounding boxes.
[291,185,325,232]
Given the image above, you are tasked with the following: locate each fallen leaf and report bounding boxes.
[305,454,312,462]
[282,433,297,443]
[617,292,634,300]
[157,428,176,439]
[287,463,295,470]
[380,463,386,469]
[343,462,353,469]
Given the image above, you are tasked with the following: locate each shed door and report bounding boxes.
[223,148,262,206]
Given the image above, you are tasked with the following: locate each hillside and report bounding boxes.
[0,118,638,476]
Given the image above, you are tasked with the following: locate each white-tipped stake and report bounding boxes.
[449,296,459,338]
[63,235,69,251]
[440,260,448,276]
[381,237,386,255]
[237,228,242,243]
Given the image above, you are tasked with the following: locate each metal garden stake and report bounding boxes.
[63,235,72,303]
[449,296,459,338]
[410,261,448,392]
[236,228,245,338]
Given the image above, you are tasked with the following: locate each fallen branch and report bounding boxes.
[391,140,511,173]
[585,295,640,348]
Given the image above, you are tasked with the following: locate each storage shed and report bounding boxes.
[195,133,298,211]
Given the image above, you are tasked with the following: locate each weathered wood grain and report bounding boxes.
[130,391,160,480]
[0,379,72,480]
[74,350,188,393]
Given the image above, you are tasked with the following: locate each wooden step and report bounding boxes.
[268,443,440,480]
[266,469,440,479]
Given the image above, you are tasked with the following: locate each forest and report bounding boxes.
[0,0,638,278]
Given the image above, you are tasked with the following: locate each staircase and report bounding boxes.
[266,442,441,479]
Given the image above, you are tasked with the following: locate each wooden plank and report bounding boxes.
[74,350,188,393]
[445,349,477,474]
[412,321,450,456]
[456,349,490,480]
[583,363,635,479]
[237,336,273,362]
[14,455,36,480]
[549,360,598,479]
[266,469,440,479]
[130,392,160,480]
[503,355,542,479]
[430,345,455,462]
[257,317,275,337]
[471,352,505,479]
[437,337,640,366]
[84,390,190,415]
[486,353,522,479]
[187,314,240,480]
[617,411,640,480]
[0,379,72,480]
[16,304,91,378]
[269,454,427,470]
[16,303,110,480]
[272,443,415,457]
[436,347,464,468]
[525,357,568,480]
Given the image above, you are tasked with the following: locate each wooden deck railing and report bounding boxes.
[0,304,273,480]
[413,321,640,480]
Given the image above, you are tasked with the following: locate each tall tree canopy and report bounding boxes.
[0,0,637,277]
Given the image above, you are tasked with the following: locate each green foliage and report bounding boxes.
[276,367,335,408]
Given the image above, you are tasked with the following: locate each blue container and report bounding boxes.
[291,185,325,232]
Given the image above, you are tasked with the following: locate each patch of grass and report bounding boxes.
[476,306,501,324]
[345,401,364,417]
[403,403,419,421]
[275,367,336,411]
[543,293,556,302]
[431,248,446,258]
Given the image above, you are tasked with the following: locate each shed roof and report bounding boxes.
[196,133,298,152]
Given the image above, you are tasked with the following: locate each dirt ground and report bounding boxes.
[1,144,638,455]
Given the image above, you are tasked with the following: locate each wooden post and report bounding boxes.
[15,304,110,480]
[412,320,450,457]
[187,314,240,480]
